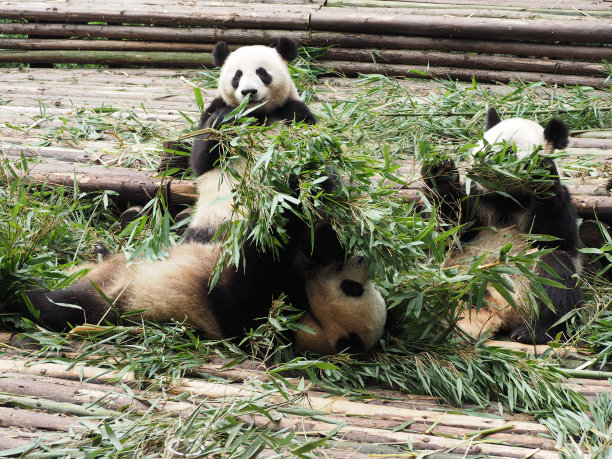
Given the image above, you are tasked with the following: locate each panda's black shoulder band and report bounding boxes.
[213,41,231,67]
[276,37,299,61]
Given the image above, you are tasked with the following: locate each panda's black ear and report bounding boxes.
[543,118,569,150]
[213,41,231,67]
[485,107,502,131]
[276,37,299,61]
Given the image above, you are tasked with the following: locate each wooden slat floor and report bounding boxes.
[0,66,611,456]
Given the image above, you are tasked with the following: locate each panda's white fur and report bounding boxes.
[217,45,300,113]
[423,108,582,344]
[475,118,548,159]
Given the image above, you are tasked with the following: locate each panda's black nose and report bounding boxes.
[241,89,258,96]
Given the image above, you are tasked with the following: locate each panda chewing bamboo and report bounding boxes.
[423,108,583,344]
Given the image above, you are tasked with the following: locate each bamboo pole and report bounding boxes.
[0,38,214,53]
[322,49,606,77]
[321,60,608,88]
[0,50,213,67]
[2,23,611,63]
[239,414,558,458]
[311,9,612,44]
[0,4,312,30]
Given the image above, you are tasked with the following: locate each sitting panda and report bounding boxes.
[25,177,387,355]
[173,38,316,242]
[422,108,582,344]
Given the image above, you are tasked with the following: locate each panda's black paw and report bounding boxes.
[94,244,112,260]
[510,325,550,345]
[421,157,459,190]
[335,333,366,354]
[533,156,561,187]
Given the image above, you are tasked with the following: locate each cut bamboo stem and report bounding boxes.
[311,9,612,44]
[321,60,608,88]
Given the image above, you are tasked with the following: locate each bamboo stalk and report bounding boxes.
[327,0,612,16]
[321,48,606,77]
[0,4,312,30]
[0,393,116,418]
[2,23,611,63]
[0,38,214,53]
[311,9,612,44]
[0,373,150,412]
[561,369,612,379]
[0,358,136,382]
[0,406,86,432]
[238,414,558,458]
[0,50,213,67]
[321,60,609,88]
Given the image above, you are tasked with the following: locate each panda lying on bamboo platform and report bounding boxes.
[186,37,317,242]
[422,108,582,344]
[25,177,387,355]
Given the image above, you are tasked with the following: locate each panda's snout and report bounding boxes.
[241,88,258,96]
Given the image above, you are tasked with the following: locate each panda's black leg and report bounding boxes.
[25,284,115,331]
[510,250,583,344]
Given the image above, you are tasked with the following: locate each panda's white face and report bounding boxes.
[300,256,387,354]
[474,118,546,160]
[218,45,299,113]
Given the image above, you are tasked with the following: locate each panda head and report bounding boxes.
[214,38,300,114]
[299,255,387,354]
[470,108,569,193]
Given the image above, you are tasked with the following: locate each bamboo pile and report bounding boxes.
[0,350,608,456]
[1,0,611,86]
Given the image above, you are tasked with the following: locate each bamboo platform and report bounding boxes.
[1,0,612,86]
[0,334,609,457]
[1,0,612,455]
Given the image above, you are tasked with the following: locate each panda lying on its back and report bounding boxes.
[422,108,582,344]
[25,177,387,355]
[186,37,317,242]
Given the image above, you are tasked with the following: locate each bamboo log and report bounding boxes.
[311,32,612,61]
[0,406,85,432]
[0,38,214,53]
[322,49,606,77]
[2,23,612,63]
[311,9,612,44]
[0,50,213,67]
[0,358,136,382]
[0,4,311,29]
[0,22,612,61]
[328,0,612,13]
[2,144,136,167]
[321,60,609,88]
[238,414,557,458]
[0,373,150,412]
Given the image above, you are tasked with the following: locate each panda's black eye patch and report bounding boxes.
[231,70,243,89]
[256,67,272,85]
[341,280,364,297]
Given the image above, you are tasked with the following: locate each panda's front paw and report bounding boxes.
[533,156,561,188]
[510,325,550,345]
[421,157,459,190]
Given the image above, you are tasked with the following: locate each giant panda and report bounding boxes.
[185,37,317,242]
[422,108,582,344]
[24,176,387,355]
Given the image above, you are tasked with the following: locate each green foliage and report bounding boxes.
[2,70,611,456]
